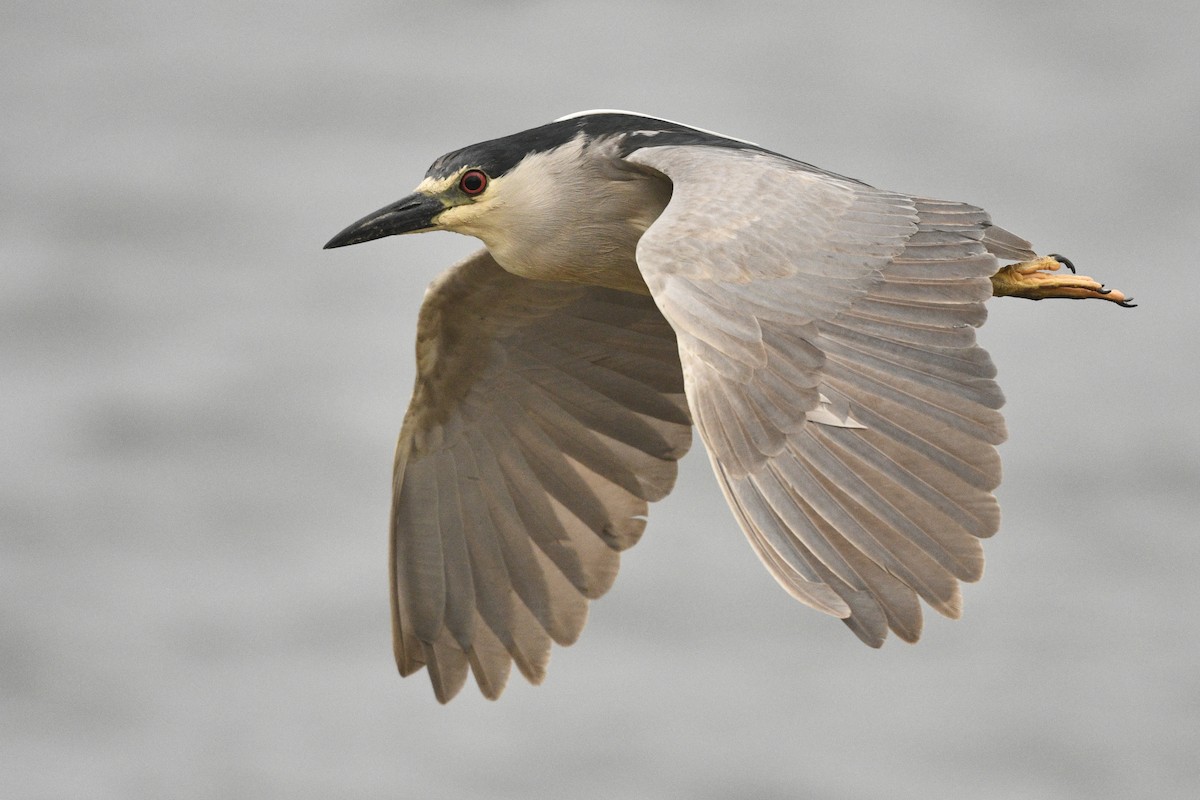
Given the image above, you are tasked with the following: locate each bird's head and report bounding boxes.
[322,111,700,256]
[323,115,609,253]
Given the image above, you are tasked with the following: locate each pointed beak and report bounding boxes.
[323,191,446,249]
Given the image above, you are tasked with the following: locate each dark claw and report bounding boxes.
[1119,298,1137,308]
[1048,253,1076,273]
[1097,286,1112,295]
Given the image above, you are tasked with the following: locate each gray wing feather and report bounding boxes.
[627,146,1006,643]
[391,249,692,702]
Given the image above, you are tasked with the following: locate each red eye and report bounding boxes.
[459,169,488,196]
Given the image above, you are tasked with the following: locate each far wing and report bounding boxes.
[626,145,1006,644]
[390,249,691,702]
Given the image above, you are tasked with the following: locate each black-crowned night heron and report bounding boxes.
[325,110,1132,703]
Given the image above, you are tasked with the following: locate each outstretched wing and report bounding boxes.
[626,145,1007,645]
[390,249,691,702]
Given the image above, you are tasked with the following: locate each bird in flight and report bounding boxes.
[325,110,1133,702]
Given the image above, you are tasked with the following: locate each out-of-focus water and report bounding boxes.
[3,2,1197,797]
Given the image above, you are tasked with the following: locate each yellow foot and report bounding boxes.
[990,254,1135,307]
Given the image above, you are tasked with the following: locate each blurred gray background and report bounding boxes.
[4,1,1197,798]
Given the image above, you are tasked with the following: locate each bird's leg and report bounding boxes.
[990,254,1135,306]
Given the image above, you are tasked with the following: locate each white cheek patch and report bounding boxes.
[436,204,480,228]
[436,192,504,231]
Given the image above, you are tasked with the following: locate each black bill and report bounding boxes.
[324,192,445,249]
